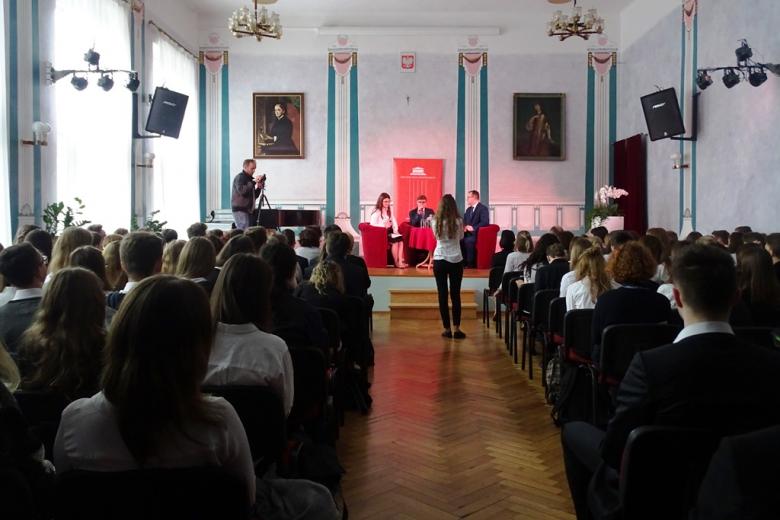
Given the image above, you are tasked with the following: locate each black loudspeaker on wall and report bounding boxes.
[146,86,188,139]
[640,88,686,141]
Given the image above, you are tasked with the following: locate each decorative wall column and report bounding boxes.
[198,47,231,220]
[455,41,489,210]
[678,0,698,235]
[326,38,360,234]
[584,38,617,218]
[130,0,145,224]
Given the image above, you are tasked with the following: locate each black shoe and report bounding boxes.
[453,330,466,339]
[441,330,453,338]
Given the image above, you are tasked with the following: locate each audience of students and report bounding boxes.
[47,226,93,279]
[176,237,217,295]
[534,243,569,292]
[559,237,592,298]
[106,231,163,309]
[565,247,617,311]
[69,245,111,291]
[207,253,294,417]
[297,227,322,264]
[161,239,186,275]
[102,239,127,291]
[0,243,47,355]
[492,230,516,270]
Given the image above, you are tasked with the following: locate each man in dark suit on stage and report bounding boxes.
[408,195,435,227]
[561,244,780,519]
[461,190,489,267]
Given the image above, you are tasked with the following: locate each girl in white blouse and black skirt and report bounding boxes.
[432,194,466,339]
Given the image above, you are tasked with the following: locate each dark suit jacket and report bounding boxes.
[533,258,570,292]
[693,424,780,519]
[270,289,327,350]
[329,255,370,299]
[463,202,489,236]
[601,333,780,470]
[591,286,671,361]
[408,208,434,227]
[0,298,42,355]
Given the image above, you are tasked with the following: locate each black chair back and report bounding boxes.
[517,282,536,316]
[488,267,504,292]
[201,385,285,472]
[733,326,776,350]
[317,307,341,355]
[548,297,566,343]
[599,323,681,385]
[343,295,371,367]
[531,289,559,328]
[55,467,248,520]
[287,346,328,434]
[13,390,68,460]
[501,271,523,305]
[562,309,594,362]
[620,426,720,520]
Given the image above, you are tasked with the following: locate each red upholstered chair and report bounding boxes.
[358,222,388,268]
[475,224,500,269]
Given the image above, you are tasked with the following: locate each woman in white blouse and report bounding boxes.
[432,194,466,339]
[369,192,407,268]
[565,247,618,310]
[53,276,256,506]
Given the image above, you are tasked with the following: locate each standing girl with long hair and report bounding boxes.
[432,194,466,339]
[369,192,407,268]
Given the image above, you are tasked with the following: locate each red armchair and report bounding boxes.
[358,222,389,268]
[476,224,500,269]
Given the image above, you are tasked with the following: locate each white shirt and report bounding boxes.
[657,283,677,309]
[653,263,670,284]
[54,391,255,504]
[205,322,294,417]
[566,278,620,310]
[120,280,141,294]
[11,287,43,301]
[432,218,464,263]
[674,321,734,343]
[559,270,577,298]
[297,246,321,263]
[0,286,16,307]
[503,252,530,276]
[369,210,399,234]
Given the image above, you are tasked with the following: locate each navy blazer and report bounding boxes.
[408,207,434,227]
[463,202,489,235]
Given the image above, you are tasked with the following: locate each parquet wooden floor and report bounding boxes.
[338,315,575,519]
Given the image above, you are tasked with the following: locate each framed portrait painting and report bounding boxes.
[253,93,304,159]
[513,93,565,161]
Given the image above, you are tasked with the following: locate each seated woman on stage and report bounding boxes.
[369,192,407,268]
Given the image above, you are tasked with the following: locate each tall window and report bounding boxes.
[150,30,198,236]
[0,0,11,245]
[53,0,131,233]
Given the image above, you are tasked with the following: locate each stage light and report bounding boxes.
[97,74,114,91]
[748,67,768,87]
[735,40,753,63]
[696,70,713,90]
[71,75,88,91]
[125,73,140,92]
[722,69,740,89]
[83,48,101,67]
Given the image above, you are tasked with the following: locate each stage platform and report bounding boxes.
[367,267,490,312]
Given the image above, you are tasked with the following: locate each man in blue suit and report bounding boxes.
[462,190,489,267]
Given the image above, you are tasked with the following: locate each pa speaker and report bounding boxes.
[145,87,188,139]
[640,88,686,141]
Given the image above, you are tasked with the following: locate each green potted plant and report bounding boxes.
[585,185,629,230]
[42,198,91,235]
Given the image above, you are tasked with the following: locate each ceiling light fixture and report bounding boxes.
[547,0,604,41]
[229,0,282,41]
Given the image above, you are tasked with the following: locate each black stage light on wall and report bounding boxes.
[125,73,140,92]
[70,75,88,90]
[97,74,114,91]
[696,70,713,90]
[722,69,741,88]
[83,48,101,67]
[735,40,753,63]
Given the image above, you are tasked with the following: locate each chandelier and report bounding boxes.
[228,0,282,41]
[547,0,604,41]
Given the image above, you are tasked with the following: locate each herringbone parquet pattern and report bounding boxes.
[339,316,575,519]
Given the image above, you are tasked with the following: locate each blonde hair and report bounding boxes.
[161,240,186,274]
[176,238,216,279]
[49,227,93,274]
[103,240,127,290]
[574,247,613,304]
[310,260,345,295]
[568,237,592,271]
[0,340,20,391]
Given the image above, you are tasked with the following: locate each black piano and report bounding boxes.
[254,209,321,229]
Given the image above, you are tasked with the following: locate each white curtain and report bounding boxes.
[0,0,12,246]
[53,0,131,233]
[150,30,199,237]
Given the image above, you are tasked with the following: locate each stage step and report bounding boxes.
[389,289,478,320]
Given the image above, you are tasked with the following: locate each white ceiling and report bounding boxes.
[182,0,631,29]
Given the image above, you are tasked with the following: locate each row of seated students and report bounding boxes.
[488,224,780,518]
[0,221,374,518]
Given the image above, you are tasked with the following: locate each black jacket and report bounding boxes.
[533,258,570,292]
[231,172,259,213]
[409,208,434,227]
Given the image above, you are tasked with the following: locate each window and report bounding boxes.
[53,0,131,234]
[0,0,11,245]
[150,30,199,236]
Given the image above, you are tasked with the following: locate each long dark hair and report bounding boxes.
[737,245,780,306]
[102,276,216,464]
[20,268,105,401]
[211,253,273,332]
[521,233,559,271]
[435,194,461,239]
[374,192,392,218]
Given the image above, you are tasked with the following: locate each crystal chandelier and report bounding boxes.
[547,0,604,41]
[228,0,282,41]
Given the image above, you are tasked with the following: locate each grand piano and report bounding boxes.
[252,209,321,229]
